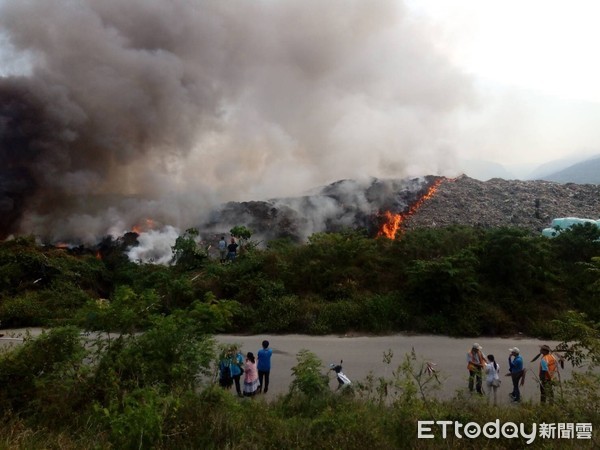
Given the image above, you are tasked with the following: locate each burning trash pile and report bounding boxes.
[376,177,447,239]
[62,176,446,265]
[198,176,446,243]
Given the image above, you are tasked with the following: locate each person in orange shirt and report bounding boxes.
[466,343,487,395]
[538,344,560,404]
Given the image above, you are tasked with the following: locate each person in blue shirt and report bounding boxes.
[229,346,245,397]
[507,347,525,402]
[257,340,273,394]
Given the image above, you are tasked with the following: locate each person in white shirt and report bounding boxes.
[218,236,227,263]
[485,354,501,405]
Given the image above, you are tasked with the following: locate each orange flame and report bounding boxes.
[377,178,446,239]
[132,218,156,234]
[378,211,404,239]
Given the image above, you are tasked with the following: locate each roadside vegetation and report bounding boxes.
[0,224,598,448]
[2,224,598,336]
[0,319,598,449]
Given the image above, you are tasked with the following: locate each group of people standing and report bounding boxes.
[218,340,273,397]
[466,343,561,404]
[218,236,239,263]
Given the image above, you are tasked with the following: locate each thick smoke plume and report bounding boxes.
[0,0,474,243]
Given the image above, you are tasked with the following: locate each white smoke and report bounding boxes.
[126,226,181,265]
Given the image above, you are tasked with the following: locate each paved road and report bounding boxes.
[216,333,577,405]
[0,329,579,405]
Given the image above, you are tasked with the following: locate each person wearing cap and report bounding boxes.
[466,343,487,394]
[538,344,560,404]
[507,347,525,402]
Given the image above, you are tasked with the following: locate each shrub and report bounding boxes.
[253,295,314,333]
[76,285,160,332]
[171,228,207,270]
[288,349,329,398]
[93,387,171,449]
[312,300,364,334]
[0,326,86,416]
[363,293,409,332]
[0,292,51,327]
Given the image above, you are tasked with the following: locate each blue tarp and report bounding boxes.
[541,217,600,238]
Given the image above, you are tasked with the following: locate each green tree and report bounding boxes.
[587,256,600,317]
[550,225,600,318]
[77,286,159,333]
[393,226,482,261]
[171,228,206,270]
[405,249,480,335]
[284,230,379,299]
[230,225,253,241]
[230,225,253,252]
[289,349,328,397]
[477,228,552,291]
[0,326,87,416]
[551,223,600,264]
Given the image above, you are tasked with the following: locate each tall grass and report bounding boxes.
[0,347,597,449]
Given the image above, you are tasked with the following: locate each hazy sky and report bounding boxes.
[1,0,599,241]
[407,1,600,100]
[406,0,600,166]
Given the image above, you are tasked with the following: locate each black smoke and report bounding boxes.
[0,0,474,243]
[0,80,46,238]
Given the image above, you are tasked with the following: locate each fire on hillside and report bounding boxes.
[377,177,448,239]
[36,177,446,265]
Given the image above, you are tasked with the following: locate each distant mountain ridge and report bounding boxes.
[459,154,600,184]
[456,159,514,181]
[538,155,600,184]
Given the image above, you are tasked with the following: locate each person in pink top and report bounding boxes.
[243,352,260,397]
